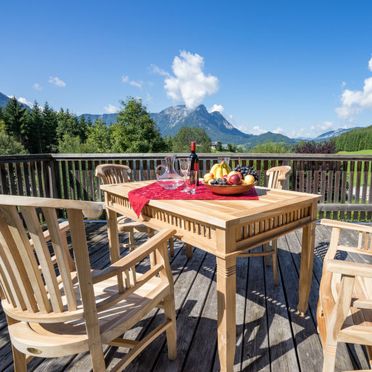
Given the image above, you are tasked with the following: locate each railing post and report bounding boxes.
[48,156,59,198]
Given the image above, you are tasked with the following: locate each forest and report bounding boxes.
[0,97,370,155]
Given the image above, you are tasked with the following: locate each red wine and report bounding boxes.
[189,141,199,186]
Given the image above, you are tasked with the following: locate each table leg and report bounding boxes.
[216,256,237,372]
[298,221,315,314]
[106,208,124,292]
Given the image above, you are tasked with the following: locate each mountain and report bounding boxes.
[81,113,118,125]
[82,104,295,145]
[0,92,30,110]
[0,92,10,108]
[314,127,358,141]
[150,105,256,144]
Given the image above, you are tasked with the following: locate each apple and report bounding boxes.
[227,171,242,185]
[244,175,255,185]
[203,172,214,183]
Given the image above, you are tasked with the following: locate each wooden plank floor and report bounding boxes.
[0,222,371,372]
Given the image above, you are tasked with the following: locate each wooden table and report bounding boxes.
[101,182,320,372]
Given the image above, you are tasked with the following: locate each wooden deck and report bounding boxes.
[0,222,371,371]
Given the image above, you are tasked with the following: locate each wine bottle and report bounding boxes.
[189,141,199,186]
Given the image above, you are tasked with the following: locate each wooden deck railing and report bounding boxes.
[0,153,371,221]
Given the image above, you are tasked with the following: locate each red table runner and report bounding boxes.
[128,181,259,217]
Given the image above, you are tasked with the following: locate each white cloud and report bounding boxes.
[159,51,219,109]
[250,126,267,135]
[336,55,372,118]
[129,80,142,89]
[17,97,32,106]
[289,128,307,138]
[32,83,42,91]
[48,76,66,87]
[150,64,170,77]
[104,104,119,113]
[320,121,334,131]
[121,74,143,89]
[209,104,224,113]
[272,127,285,134]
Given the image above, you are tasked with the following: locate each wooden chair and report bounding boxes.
[266,165,292,190]
[237,165,292,286]
[0,195,177,371]
[317,219,372,372]
[95,164,157,250]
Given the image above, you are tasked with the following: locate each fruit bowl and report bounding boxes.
[204,183,256,195]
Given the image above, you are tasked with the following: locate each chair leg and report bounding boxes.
[163,295,177,360]
[11,345,26,372]
[147,227,154,238]
[128,229,135,250]
[263,243,271,266]
[322,343,337,372]
[169,238,174,257]
[272,239,279,286]
[184,243,193,259]
[366,345,372,368]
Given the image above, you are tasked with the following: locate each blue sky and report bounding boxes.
[1,0,372,138]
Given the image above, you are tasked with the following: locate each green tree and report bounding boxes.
[226,143,237,152]
[56,109,81,142]
[172,127,211,152]
[214,141,223,151]
[3,97,27,142]
[249,142,292,153]
[42,102,58,152]
[0,119,27,154]
[23,102,43,153]
[58,133,85,153]
[85,119,111,152]
[111,98,168,152]
[335,126,372,152]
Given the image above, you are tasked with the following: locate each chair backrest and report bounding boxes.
[0,195,102,323]
[266,165,291,189]
[95,164,131,184]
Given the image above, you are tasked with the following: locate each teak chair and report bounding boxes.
[0,195,177,371]
[237,165,292,286]
[317,219,372,372]
[96,163,176,256]
[266,165,292,190]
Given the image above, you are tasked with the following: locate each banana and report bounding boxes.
[222,165,228,176]
[215,165,222,179]
[210,162,231,179]
[210,163,220,175]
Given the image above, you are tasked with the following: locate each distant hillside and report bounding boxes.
[81,113,118,125]
[82,104,295,146]
[0,92,11,108]
[0,92,30,110]
[335,125,372,152]
[315,127,358,141]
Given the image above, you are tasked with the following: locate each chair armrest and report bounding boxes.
[327,259,372,279]
[93,228,176,283]
[42,220,70,242]
[321,219,372,233]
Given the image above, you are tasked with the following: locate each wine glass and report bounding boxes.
[178,158,192,193]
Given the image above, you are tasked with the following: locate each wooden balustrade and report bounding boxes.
[0,153,370,221]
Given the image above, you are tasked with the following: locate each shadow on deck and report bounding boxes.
[0,223,370,371]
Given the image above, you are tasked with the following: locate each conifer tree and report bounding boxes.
[24,102,43,153]
[111,98,168,152]
[3,97,27,142]
[42,102,58,152]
